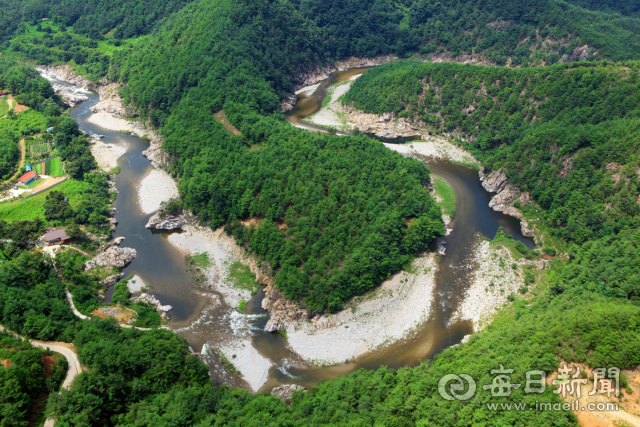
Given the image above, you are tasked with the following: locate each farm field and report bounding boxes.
[26,177,45,189]
[0,179,89,223]
[34,157,64,177]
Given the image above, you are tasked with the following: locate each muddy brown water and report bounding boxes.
[62,68,533,392]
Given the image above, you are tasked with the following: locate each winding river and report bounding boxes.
[60,68,533,392]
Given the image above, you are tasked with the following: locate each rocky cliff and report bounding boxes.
[479,168,536,239]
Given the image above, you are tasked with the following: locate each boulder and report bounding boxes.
[264,318,281,333]
[145,212,185,230]
[85,246,136,270]
[101,273,124,287]
[271,384,306,405]
[132,293,172,320]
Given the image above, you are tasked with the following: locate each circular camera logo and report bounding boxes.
[438,374,477,401]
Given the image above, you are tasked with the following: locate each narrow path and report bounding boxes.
[1,138,27,188]
[0,324,81,427]
[65,290,90,320]
[64,289,163,331]
[60,245,92,257]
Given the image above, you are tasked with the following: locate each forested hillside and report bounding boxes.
[2,0,640,425]
[0,332,67,426]
[346,61,640,244]
[4,228,640,426]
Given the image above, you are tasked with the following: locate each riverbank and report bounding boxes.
[167,225,256,310]
[304,77,360,130]
[288,254,437,365]
[451,239,541,330]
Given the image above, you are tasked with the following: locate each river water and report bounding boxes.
[62,68,533,392]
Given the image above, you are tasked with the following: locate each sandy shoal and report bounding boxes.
[287,254,437,364]
[86,112,136,133]
[90,141,128,172]
[137,169,179,214]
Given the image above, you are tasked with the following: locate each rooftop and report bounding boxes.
[43,228,71,242]
[17,171,37,183]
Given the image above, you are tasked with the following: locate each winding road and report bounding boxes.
[0,324,82,427]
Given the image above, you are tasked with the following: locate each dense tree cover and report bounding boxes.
[9,0,640,74]
[0,332,67,427]
[556,227,640,302]
[5,235,640,426]
[0,57,62,115]
[565,0,640,17]
[8,24,112,76]
[0,251,79,340]
[51,116,96,178]
[0,250,211,426]
[101,0,444,312]
[0,0,195,43]
[346,60,640,243]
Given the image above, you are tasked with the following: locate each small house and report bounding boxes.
[16,171,39,186]
[43,228,75,245]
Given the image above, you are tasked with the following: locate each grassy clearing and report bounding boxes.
[0,180,90,223]
[26,178,45,189]
[226,261,259,295]
[185,252,211,286]
[0,96,9,116]
[432,175,456,218]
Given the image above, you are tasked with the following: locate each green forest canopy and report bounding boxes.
[0,0,639,425]
[346,60,640,244]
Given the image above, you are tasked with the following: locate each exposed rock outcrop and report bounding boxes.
[559,45,596,63]
[480,168,538,241]
[479,169,509,193]
[488,184,519,214]
[145,209,190,230]
[101,273,124,287]
[100,236,125,252]
[36,65,94,89]
[85,246,137,270]
[132,293,172,320]
[291,55,397,91]
[51,83,89,107]
[281,93,297,113]
[262,284,311,333]
[344,106,423,140]
[141,135,172,170]
[271,384,306,405]
[90,83,126,117]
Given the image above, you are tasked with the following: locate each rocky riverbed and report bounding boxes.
[451,239,541,330]
[287,254,437,365]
